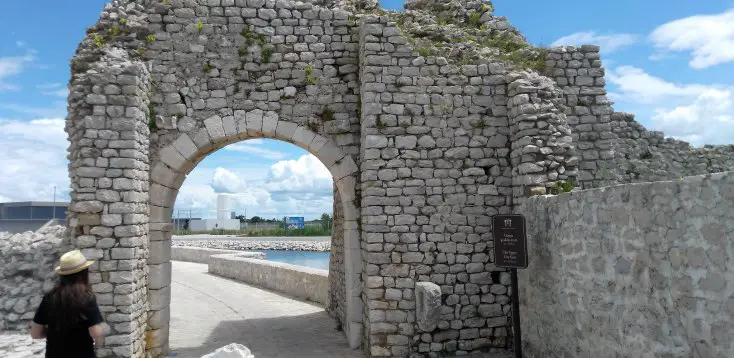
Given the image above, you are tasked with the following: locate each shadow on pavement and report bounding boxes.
[169,311,357,358]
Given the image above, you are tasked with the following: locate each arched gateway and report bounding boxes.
[65,0,584,357]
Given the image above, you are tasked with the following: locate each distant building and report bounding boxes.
[0,201,69,220]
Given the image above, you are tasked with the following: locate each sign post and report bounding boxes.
[491,214,528,358]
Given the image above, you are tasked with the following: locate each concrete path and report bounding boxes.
[169,261,359,358]
[172,235,330,242]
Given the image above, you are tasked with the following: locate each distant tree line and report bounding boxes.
[233,213,333,229]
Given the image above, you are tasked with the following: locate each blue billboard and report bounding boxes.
[286,216,304,230]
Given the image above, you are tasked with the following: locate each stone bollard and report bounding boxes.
[415,282,442,331]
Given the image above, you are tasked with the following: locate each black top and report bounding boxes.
[33,293,103,358]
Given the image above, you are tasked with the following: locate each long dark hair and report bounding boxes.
[47,268,95,331]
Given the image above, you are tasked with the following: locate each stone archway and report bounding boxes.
[146,115,363,355]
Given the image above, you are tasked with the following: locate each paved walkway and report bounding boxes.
[169,261,359,358]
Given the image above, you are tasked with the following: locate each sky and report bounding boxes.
[1,0,733,218]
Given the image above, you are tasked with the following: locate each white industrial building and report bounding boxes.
[186,194,240,231]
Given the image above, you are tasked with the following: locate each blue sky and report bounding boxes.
[1,0,733,218]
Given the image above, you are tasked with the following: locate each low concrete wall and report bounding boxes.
[209,253,329,306]
[171,246,265,264]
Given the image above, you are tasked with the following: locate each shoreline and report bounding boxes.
[172,239,331,252]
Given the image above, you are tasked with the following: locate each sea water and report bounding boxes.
[260,250,330,270]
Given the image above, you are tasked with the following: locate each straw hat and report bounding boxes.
[55,250,94,275]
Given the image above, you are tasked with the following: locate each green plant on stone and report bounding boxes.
[119,18,127,25]
[321,107,334,121]
[92,34,105,49]
[375,117,387,129]
[480,3,494,13]
[146,34,156,43]
[307,120,319,132]
[306,76,315,85]
[261,46,275,63]
[305,66,313,76]
[468,11,481,28]
[148,103,157,132]
[196,20,204,33]
[203,60,213,73]
[238,46,248,57]
[108,25,121,37]
[135,47,145,57]
[416,46,434,57]
[550,180,575,195]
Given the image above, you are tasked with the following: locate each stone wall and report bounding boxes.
[545,46,734,189]
[328,182,347,326]
[518,172,734,358]
[358,15,538,356]
[0,226,68,332]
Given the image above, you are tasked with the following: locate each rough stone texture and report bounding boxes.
[415,282,442,331]
[56,0,734,357]
[0,226,69,332]
[518,172,734,358]
[545,46,734,189]
[0,334,47,358]
[359,15,516,357]
[328,182,348,327]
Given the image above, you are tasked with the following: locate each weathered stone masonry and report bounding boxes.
[61,0,733,357]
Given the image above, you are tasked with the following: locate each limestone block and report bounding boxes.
[204,115,226,141]
[308,135,328,152]
[149,183,176,208]
[415,282,442,331]
[316,142,344,168]
[292,126,316,150]
[222,115,237,137]
[149,240,172,265]
[148,262,172,290]
[159,146,187,172]
[275,120,298,140]
[147,306,170,330]
[201,343,254,358]
[149,285,171,311]
[171,134,198,161]
[329,155,357,180]
[262,112,278,136]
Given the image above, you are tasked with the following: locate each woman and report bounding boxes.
[30,249,106,358]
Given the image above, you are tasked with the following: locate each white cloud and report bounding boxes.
[0,102,67,118]
[175,154,334,219]
[649,9,734,69]
[551,31,638,53]
[607,66,734,146]
[37,83,69,97]
[211,168,243,193]
[225,142,287,160]
[606,66,714,104]
[0,118,70,202]
[16,41,26,48]
[650,89,734,145]
[0,51,36,92]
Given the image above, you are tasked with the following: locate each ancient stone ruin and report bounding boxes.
[11,0,729,356]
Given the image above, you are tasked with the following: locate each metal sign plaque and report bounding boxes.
[491,214,529,269]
